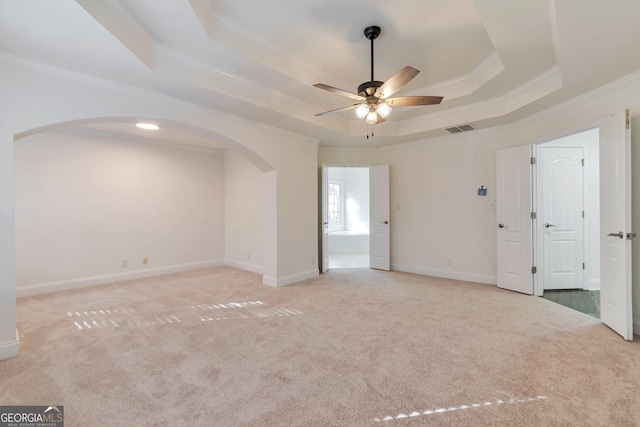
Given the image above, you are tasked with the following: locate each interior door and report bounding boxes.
[599,110,633,340]
[496,145,534,294]
[321,164,329,273]
[370,164,390,271]
[541,146,585,290]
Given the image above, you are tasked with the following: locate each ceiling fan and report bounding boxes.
[313,25,443,125]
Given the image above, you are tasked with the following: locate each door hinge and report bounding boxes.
[582,262,585,270]
[582,210,585,218]
[581,159,585,166]
[532,266,537,274]
[530,157,536,165]
[626,109,630,130]
[531,212,537,220]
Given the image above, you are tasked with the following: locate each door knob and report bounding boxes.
[544,223,557,228]
[382,220,389,224]
[498,223,505,228]
[607,231,624,239]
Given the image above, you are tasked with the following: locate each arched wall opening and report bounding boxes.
[13,117,276,296]
[0,63,319,361]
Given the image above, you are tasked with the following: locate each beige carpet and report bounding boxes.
[1,267,639,426]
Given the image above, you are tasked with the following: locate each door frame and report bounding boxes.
[319,163,373,272]
[534,133,598,295]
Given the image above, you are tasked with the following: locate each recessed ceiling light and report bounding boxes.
[136,123,160,130]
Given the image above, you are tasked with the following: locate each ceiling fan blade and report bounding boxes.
[384,96,443,106]
[375,66,420,99]
[315,104,359,117]
[313,83,365,101]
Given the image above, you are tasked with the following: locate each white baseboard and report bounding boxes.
[16,259,224,298]
[391,264,497,285]
[263,269,319,287]
[224,259,264,275]
[0,330,19,361]
[582,279,601,291]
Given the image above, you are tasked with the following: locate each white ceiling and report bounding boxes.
[1,0,640,147]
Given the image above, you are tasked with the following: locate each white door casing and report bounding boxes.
[599,110,633,340]
[496,145,534,294]
[321,164,329,273]
[370,165,390,271]
[541,147,585,290]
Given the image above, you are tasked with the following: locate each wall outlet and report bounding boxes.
[142,257,148,265]
[121,260,128,268]
[446,258,452,266]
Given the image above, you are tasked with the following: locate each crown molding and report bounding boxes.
[190,2,341,89]
[348,65,562,137]
[408,51,505,100]
[513,68,640,128]
[0,50,318,145]
[153,44,342,134]
[50,126,227,154]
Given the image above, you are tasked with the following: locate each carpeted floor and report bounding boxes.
[1,267,639,426]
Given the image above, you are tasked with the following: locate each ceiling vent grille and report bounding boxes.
[445,123,476,134]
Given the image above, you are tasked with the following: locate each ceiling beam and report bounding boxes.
[75,0,155,68]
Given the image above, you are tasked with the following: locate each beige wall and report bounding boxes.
[224,150,264,273]
[15,130,225,294]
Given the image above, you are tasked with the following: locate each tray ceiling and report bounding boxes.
[1,0,640,147]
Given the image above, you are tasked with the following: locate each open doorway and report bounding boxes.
[326,166,370,269]
[536,128,601,318]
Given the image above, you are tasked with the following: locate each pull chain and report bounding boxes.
[365,122,375,139]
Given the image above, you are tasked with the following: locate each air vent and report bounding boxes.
[445,123,476,134]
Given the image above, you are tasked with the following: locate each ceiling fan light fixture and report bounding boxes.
[355,103,369,119]
[365,110,378,124]
[377,103,392,118]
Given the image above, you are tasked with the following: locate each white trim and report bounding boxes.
[16,260,224,298]
[55,126,226,154]
[224,259,264,275]
[0,51,319,146]
[75,0,156,68]
[262,269,319,288]
[406,51,505,100]
[514,69,640,128]
[0,332,19,361]
[391,264,497,285]
[583,279,601,291]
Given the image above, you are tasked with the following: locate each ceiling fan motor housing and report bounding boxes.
[358,80,383,97]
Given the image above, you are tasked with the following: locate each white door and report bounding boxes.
[600,110,633,340]
[496,145,534,294]
[370,165,390,271]
[541,147,585,290]
[321,164,329,273]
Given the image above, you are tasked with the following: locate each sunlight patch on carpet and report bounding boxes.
[68,300,303,330]
[373,396,548,422]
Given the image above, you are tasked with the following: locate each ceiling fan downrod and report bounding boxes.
[358,26,383,97]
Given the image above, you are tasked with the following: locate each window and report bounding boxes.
[328,182,343,227]
[327,181,344,232]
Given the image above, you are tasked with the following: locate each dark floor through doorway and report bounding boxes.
[542,289,600,319]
